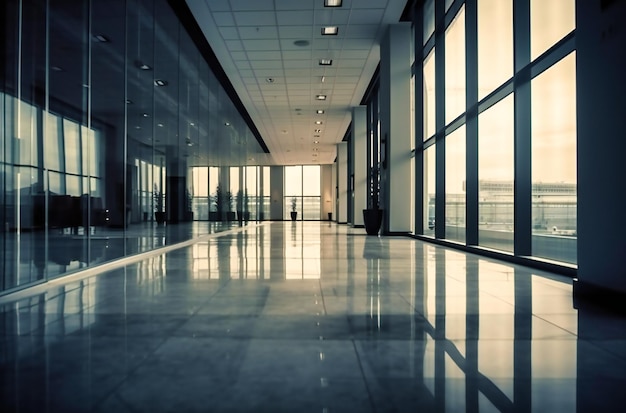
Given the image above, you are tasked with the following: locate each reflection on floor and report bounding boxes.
[1,222,626,412]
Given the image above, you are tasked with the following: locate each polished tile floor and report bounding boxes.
[1,222,626,412]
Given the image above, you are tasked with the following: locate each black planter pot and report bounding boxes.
[363,209,383,235]
[155,211,166,225]
[290,211,297,221]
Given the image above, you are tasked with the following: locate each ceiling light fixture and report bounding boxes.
[142,113,149,117]
[316,95,327,100]
[317,110,325,114]
[324,0,343,7]
[319,59,332,66]
[94,34,109,42]
[314,140,320,144]
[315,129,322,133]
[154,79,168,86]
[315,121,323,125]
[51,66,63,72]
[266,77,275,83]
[321,26,338,35]
[224,122,231,126]
[157,123,164,127]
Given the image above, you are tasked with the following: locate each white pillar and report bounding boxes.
[352,106,367,226]
[380,23,412,234]
[337,142,348,224]
[320,164,334,220]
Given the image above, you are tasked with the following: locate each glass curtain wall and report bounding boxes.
[413,0,576,265]
[0,0,264,294]
[284,165,321,220]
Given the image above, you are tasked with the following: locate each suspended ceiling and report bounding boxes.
[186,0,409,165]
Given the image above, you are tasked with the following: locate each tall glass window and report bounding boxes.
[478,94,514,252]
[445,5,466,125]
[530,0,575,60]
[423,0,435,45]
[423,146,436,236]
[446,126,466,242]
[284,165,321,220]
[477,0,513,100]
[423,49,436,140]
[531,53,577,264]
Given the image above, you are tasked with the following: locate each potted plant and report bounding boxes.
[290,197,298,221]
[226,190,235,221]
[363,166,383,235]
[153,184,166,225]
[184,189,194,221]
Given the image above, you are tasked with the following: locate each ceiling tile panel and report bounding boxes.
[235,60,252,70]
[276,11,315,26]
[282,60,313,69]
[278,26,314,40]
[219,27,240,40]
[250,61,283,70]
[275,0,315,10]
[281,51,313,61]
[205,0,230,12]
[242,39,281,51]
[212,12,235,26]
[230,51,247,60]
[225,40,244,51]
[238,26,279,40]
[233,11,276,26]
[229,0,275,11]
[345,25,379,39]
[246,51,282,60]
[349,9,385,24]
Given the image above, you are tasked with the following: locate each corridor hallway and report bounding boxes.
[1,222,626,412]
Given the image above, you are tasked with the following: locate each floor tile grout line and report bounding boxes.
[351,339,378,413]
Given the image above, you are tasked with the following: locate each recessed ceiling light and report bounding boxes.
[315,129,322,133]
[294,40,310,47]
[94,34,109,42]
[319,59,332,66]
[190,122,195,126]
[314,140,320,144]
[281,130,288,134]
[136,60,151,70]
[316,95,327,100]
[315,121,323,125]
[157,123,164,127]
[142,113,149,117]
[154,79,168,86]
[321,26,338,36]
[324,0,342,7]
[266,77,275,83]
[317,110,325,114]
[224,122,231,126]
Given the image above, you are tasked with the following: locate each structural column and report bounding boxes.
[379,23,412,234]
[576,0,626,298]
[351,106,367,227]
[336,142,348,224]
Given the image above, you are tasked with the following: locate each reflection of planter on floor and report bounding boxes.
[363,209,383,235]
[290,211,298,221]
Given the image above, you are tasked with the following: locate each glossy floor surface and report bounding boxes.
[1,222,626,412]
